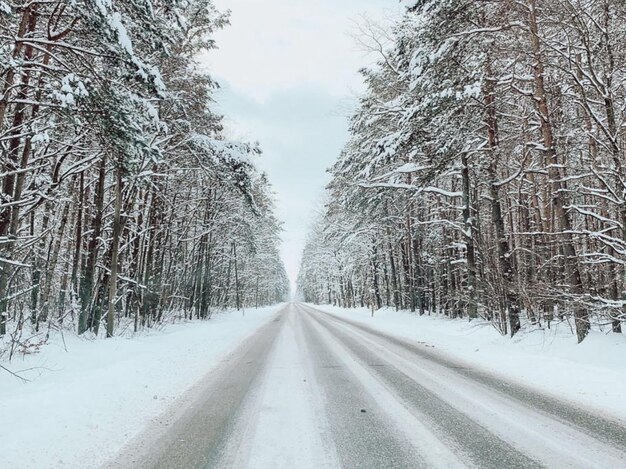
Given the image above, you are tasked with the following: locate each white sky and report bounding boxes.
[202,0,405,293]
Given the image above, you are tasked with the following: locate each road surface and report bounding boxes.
[108,303,626,469]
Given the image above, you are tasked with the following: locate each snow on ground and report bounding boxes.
[0,304,285,469]
[312,304,626,423]
[224,311,339,469]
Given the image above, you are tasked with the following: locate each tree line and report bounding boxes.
[0,0,289,347]
[297,0,626,342]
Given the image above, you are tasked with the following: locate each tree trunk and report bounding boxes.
[107,159,124,338]
[79,155,106,334]
[527,0,588,342]
[461,152,478,319]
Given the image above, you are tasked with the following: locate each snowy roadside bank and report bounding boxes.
[310,304,626,423]
[0,304,285,469]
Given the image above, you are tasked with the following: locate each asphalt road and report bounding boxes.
[108,303,626,469]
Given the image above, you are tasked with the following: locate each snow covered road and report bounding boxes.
[110,303,626,468]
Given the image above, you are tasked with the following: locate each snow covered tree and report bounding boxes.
[298,0,626,342]
[0,1,288,345]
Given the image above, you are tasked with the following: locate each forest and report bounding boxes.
[298,0,626,343]
[0,0,289,348]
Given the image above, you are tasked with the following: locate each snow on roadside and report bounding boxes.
[312,304,626,423]
[0,304,285,469]
[225,312,339,469]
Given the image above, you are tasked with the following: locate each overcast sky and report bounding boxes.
[202,0,405,293]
